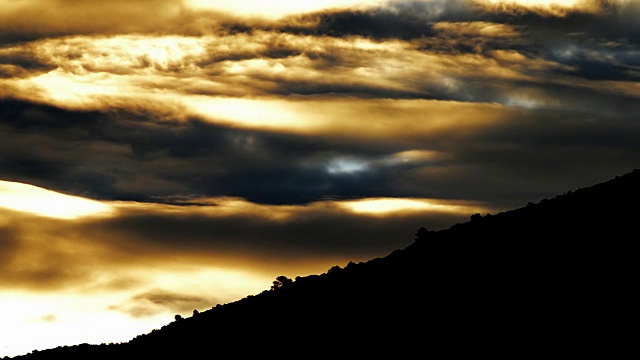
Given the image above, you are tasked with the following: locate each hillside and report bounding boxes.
[10,169,639,358]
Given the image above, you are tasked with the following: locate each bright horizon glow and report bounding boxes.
[0,291,167,357]
[0,181,113,219]
[0,266,271,357]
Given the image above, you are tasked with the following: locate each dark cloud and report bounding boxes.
[88,204,453,260]
[546,41,640,81]
[402,105,640,207]
[0,45,56,78]
[282,9,435,40]
[1,92,639,211]
[262,80,434,99]
[270,0,640,84]
[110,290,215,318]
[0,98,428,205]
[277,0,477,40]
[473,1,640,81]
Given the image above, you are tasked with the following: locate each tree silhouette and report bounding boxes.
[414,227,431,241]
[270,275,293,290]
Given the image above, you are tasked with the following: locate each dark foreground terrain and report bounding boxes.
[11,170,639,358]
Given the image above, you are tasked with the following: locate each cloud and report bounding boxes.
[94,199,481,258]
[0,185,489,294]
[0,0,188,44]
[277,0,478,39]
[0,209,112,291]
[187,0,390,19]
[0,44,56,79]
[3,3,638,109]
[274,0,640,86]
[110,290,215,318]
[0,226,20,265]
[2,28,631,113]
[2,88,639,211]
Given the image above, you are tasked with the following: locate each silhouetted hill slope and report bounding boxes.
[11,169,639,359]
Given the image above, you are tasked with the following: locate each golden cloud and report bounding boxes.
[187,0,387,18]
[0,30,579,139]
[0,0,189,41]
[432,21,521,38]
[478,0,601,15]
[0,181,495,293]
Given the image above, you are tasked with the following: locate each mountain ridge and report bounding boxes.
[10,169,639,358]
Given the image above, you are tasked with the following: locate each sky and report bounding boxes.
[0,0,639,356]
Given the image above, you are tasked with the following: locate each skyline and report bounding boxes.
[1,0,639,357]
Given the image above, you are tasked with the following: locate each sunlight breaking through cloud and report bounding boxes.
[338,198,486,215]
[0,181,113,219]
[326,158,370,174]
